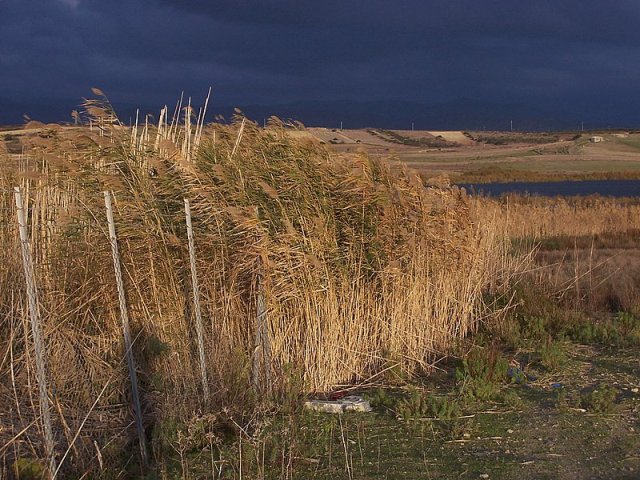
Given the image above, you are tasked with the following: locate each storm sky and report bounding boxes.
[1,0,640,126]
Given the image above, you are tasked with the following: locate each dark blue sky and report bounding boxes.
[2,0,640,127]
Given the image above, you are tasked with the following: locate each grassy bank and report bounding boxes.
[453,166,640,184]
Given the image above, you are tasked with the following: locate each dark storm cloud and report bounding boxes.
[1,0,640,124]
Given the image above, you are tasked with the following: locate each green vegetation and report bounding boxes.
[580,385,619,414]
[11,458,46,480]
[466,131,560,145]
[454,165,640,184]
[568,312,640,347]
[394,388,461,421]
[368,128,457,148]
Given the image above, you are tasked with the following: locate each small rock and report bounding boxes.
[631,388,639,394]
[507,429,514,434]
[479,474,489,479]
[304,395,372,414]
[341,396,372,412]
[304,401,343,414]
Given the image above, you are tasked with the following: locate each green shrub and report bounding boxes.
[367,387,397,412]
[499,389,524,409]
[461,378,503,403]
[539,340,567,371]
[456,347,510,383]
[553,386,568,410]
[580,385,618,413]
[396,388,460,421]
[456,346,512,403]
[569,312,640,347]
[12,458,45,480]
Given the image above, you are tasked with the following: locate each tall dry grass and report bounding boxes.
[0,97,518,476]
[470,195,640,315]
[471,195,640,240]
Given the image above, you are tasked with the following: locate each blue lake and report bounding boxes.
[458,180,640,197]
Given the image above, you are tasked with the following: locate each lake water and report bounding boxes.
[458,180,640,197]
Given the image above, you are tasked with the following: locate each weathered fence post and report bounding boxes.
[252,257,272,394]
[103,191,148,468]
[14,186,57,478]
[184,198,209,401]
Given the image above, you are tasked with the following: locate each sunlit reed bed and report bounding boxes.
[0,93,520,476]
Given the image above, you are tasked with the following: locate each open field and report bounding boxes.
[296,128,640,183]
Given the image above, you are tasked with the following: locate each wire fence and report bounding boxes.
[2,183,271,478]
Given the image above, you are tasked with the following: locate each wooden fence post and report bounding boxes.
[252,258,272,394]
[184,198,209,401]
[14,186,57,478]
[103,191,148,468]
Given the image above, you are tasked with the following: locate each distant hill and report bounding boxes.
[0,96,636,131]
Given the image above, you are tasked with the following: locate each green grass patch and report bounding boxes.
[580,385,620,413]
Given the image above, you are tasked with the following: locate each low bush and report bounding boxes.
[580,385,619,413]
[539,340,568,371]
[568,312,640,347]
[396,388,461,421]
[456,346,512,403]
